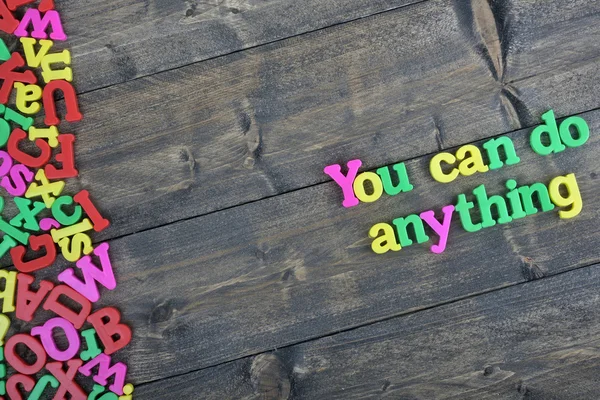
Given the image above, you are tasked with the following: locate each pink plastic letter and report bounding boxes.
[323,159,362,208]
[58,242,116,302]
[79,353,127,395]
[14,9,67,40]
[31,317,80,361]
[420,205,455,254]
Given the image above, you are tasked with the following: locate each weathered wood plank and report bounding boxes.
[135,261,600,399]
[47,0,423,93]
[52,0,600,241]
[41,108,599,384]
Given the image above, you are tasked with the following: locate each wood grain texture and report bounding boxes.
[43,0,600,242]
[45,0,422,93]
[38,108,598,385]
[135,261,600,399]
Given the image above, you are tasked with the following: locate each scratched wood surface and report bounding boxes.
[8,0,600,398]
[135,262,600,399]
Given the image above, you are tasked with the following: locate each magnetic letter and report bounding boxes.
[31,317,80,361]
[420,205,455,254]
[46,359,87,400]
[5,333,46,374]
[323,159,362,207]
[73,190,110,232]
[43,80,82,125]
[14,8,66,40]
[10,234,56,273]
[58,242,116,302]
[0,269,16,312]
[43,284,92,329]
[79,353,128,395]
[15,273,53,321]
[0,53,36,104]
[87,307,132,355]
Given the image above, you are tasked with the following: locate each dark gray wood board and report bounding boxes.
[44,0,600,242]
[28,107,596,384]
[135,261,600,399]
[48,0,422,93]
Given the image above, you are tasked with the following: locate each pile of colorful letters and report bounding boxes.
[0,1,133,399]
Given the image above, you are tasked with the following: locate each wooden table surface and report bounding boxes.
[20,0,599,398]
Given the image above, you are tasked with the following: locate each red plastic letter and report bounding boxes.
[42,80,82,125]
[0,53,36,103]
[45,133,77,179]
[7,128,51,168]
[15,272,53,321]
[87,307,132,355]
[5,333,46,374]
[10,234,56,273]
[46,359,86,400]
[43,284,91,329]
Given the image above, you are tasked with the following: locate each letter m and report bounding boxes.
[14,9,66,41]
[79,353,127,395]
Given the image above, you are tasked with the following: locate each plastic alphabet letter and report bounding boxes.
[9,197,46,231]
[29,125,59,147]
[20,37,53,67]
[6,374,34,400]
[0,53,36,104]
[45,359,86,400]
[0,103,33,130]
[15,273,54,321]
[420,205,455,254]
[79,353,128,395]
[0,1,18,34]
[14,82,42,114]
[7,0,54,12]
[50,218,93,243]
[73,190,110,232]
[14,9,66,40]
[119,384,134,400]
[323,159,362,208]
[45,133,78,179]
[80,328,102,361]
[10,234,56,273]
[58,233,94,262]
[0,269,16,312]
[8,128,52,168]
[41,49,72,82]
[0,313,9,345]
[51,195,82,226]
[0,150,11,176]
[0,37,9,60]
[87,307,132,355]
[27,375,59,400]
[0,198,30,244]
[24,169,65,208]
[58,242,116,302]
[5,334,46,374]
[43,80,82,125]
[89,384,119,400]
[1,163,34,196]
[43,284,92,329]
[32,317,81,361]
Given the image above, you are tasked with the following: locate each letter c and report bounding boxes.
[430,152,458,183]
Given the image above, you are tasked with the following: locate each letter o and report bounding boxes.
[31,317,81,361]
[5,334,47,375]
[559,116,589,148]
[353,172,383,203]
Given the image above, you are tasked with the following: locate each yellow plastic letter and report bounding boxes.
[430,152,458,183]
[14,82,42,114]
[368,223,401,254]
[456,144,489,176]
[549,173,582,219]
[353,172,383,203]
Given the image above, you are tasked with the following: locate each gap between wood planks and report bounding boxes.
[65,0,432,99]
[54,105,600,250]
[134,258,600,390]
